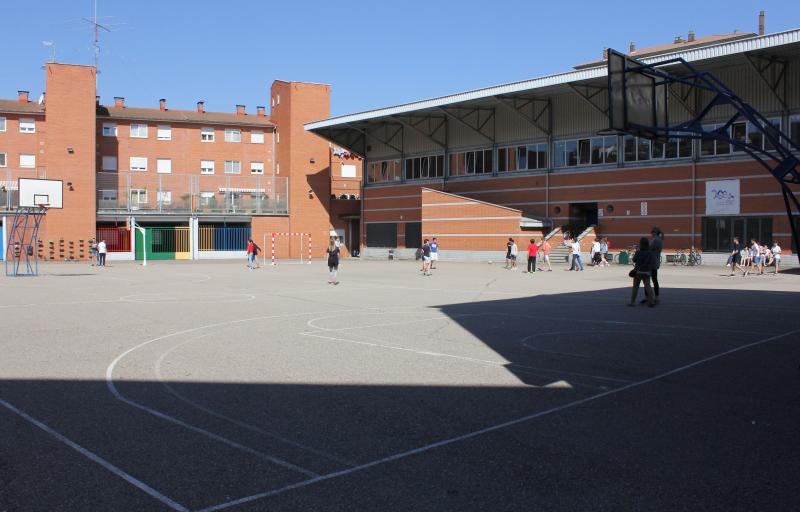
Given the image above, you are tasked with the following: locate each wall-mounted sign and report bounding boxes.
[706,180,740,215]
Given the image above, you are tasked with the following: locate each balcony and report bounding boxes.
[96,171,288,216]
[0,168,46,212]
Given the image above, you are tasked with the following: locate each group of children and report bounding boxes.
[420,238,439,276]
[505,238,553,272]
[728,238,781,276]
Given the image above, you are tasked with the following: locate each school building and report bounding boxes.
[306,16,800,263]
[0,64,361,262]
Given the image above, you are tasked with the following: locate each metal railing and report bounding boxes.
[96,171,288,215]
[0,168,47,212]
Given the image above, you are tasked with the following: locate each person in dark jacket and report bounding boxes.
[326,237,340,285]
[629,237,656,307]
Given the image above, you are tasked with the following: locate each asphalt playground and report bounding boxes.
[0,257,798,511]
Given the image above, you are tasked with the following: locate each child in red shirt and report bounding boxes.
[526,239,539,273]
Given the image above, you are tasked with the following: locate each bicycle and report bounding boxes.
[684,248,702,266]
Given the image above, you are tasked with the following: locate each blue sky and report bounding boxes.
[1,1,796,120]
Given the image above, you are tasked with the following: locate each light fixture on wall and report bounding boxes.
[606,204,614,213]
[309,157,315,164]
[308,189,314,199]
[66,147,74,154]
[67,182,74,191]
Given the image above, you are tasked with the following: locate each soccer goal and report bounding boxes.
[266,232,312,265]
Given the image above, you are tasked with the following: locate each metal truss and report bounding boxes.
[610,50,800,257]
[390,114,447,149]
[494,95,551,135]
[568,84,607,117]
[745,53,788,111]
[438,106,495,143]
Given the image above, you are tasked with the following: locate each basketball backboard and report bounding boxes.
[607,49,669,141]
[18,178,63,208]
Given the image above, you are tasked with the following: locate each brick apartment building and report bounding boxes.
[307,21,800,263]
[0,64,361,262]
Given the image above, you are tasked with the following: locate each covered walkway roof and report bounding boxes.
[305,29,800,155]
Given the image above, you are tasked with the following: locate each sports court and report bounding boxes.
[1,259,798,511]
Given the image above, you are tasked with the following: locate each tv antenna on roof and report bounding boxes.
[82,0,110,85]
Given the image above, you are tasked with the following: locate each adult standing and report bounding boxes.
[509,239,519,270]
[772,241,781,275]
[246,238,256,269]
[647,227,663,303]
[590,239,601,266]
[629,237,656,307]
[505,238,513,269]
[97,239,107,267]
[538,238,552,271]
[89,239,98,266]
[526,239,539,273]
[421,239,432,276]
[326,237,340,284]
[430,237,439,269]
[570,239,584,271]
[730,237,743,276]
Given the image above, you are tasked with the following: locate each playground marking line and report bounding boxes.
[0,398,190,512]
[195,327,800,512]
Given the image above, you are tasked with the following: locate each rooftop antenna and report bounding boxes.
[82,0,110,85]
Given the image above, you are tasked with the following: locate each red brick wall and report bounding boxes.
[363,160,798,254]
[270,81,336,258]
[38,64,97,259]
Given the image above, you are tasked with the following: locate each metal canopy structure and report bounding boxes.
[604,47,800,258]
[306,29,800,158]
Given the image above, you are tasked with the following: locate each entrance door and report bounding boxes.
[569,202,599,233]
[350,219,361,257]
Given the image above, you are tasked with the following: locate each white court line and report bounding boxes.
[197,327,800,512]
[300,331,629,389]
[0,398,189,512]
[105,308,375,481]
[154,336,357,468]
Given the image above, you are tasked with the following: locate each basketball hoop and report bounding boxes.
[37,203,49,209]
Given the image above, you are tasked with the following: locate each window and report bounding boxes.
[157,191,172,205]
[200,160,215,174]
[130,124,148,138]
[250,161,264,174]
[790,115,800,146]
[366,223,397,248]
[554,137,617,168]
[19,154,36,168]
[700,119,780,156]
[224,160,241,174]
[201,127,214,142]
[130,189,148,208]
[156,158,172,174]
[224,128,241,142]
[498,143,548,171]
[19,119,35,133]
[157,125,172,140]
[404,155,444,180]
[251,130,264,144]
[199,192,216,208]
[101,156,118,171]
[276,131,280,143]
[448,149,492,176]
[102,123,117,137]
[130,156,148,172]
[702,216,773,252]
[341,164,357,178]
[367,159,402,183]
[0,117,6,132]
[0,153,6,167]
[623,135,690,162]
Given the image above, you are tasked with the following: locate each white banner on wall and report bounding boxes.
[706,180,740,215]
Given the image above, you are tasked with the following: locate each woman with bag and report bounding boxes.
[628,237,656,307]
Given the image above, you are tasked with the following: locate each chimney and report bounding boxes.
[673,35,684,44]
[18,90,29,103]
[257,105,266,117]
[688,30,695,42]
[759,10,765,35]
[236,104,246,116]
[114,96,125,109]
[197,101,205,113]
[159,98,166,111]
[95,95,100,104]
[628,42,635,53]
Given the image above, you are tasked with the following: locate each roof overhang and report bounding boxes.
[305,28,800,154]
